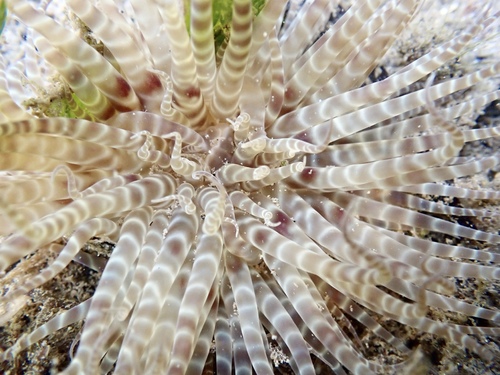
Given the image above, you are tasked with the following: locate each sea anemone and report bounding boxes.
[0,0,499,374]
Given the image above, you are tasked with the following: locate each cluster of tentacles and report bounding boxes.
[0,0,499,374]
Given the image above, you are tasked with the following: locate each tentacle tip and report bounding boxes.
[202,225,218,236]
[161,131,181,142]
[264,218,281,227]
[184,202,197,215]
[413,305,428,319]
[227,117,239,131]
[253,166,270,180]
[261,211,280,227]
[242,138,266,152]
[293,161,305,173]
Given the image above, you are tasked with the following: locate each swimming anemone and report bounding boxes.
[0,0,499,374]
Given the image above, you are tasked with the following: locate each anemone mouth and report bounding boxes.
[0,0,499,374]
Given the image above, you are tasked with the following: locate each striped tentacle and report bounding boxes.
[63,207,154,375]
[0,299,92,362]
[265,256,379,375]
[8,1,142,112]
[394,308,499,361]
[195,181,229,235]
[128,130,171,168]
[279,0,334,74]
[264,29,285,127]
[155,0,207,127]
[312,275,411,355]
[394,182,500,200]
[19,32,46,88]
[229,191,279,229]
[186,299,219,375]
[307,0,419,103]
[0,175,177,272]
[3,62,32,115]
[236,209,391,286]
[387,278,500,324]
[342,211,497,285]
[214,302,232,374]
[242,161,305,190]
[251,270,316,375]
[161,132,202,176]
[246,29,272,92]
[308,115,500,168]
[254,150,295,166]
[219,164,270,185]
[379,227,500,263]
[262,271,346,373]
[33,36,117,120]
[79,174,142,196]
[288,75,466,187]
[307,134,447,167]
[301,270,428,375]
[115,189,198,373]
[0,117,146,150]
[0,133,146,173]
[277,189,440,286]
[116,211,170,321]
[227,112,251,142]
[286,148,481,191]
[129,0,171,73]
[358,189,499,217]
[282,0,385,110]
[0,168,110,205]
[247,0,287,62]
[190,0,216,104]
[342,90,500,143]
[289,0,378,72]
[143,256,193,374]
[225,252,274,374]
[212,0,252,119]
[66,0,164,111]
[0,58,30,122]
[331,272,431,323]
[352,153,500,190]
[239,75,267,140]
[251,192,331,255]
[156,71,192,126]
[110,112,208,152]
[326,190,500,243]
[220,274,253,372]
[270,61,500,140]
[97,319,130,374]
[166,188,224,374]
[0,200,68,236]
[464,122,500,142]
[221,224,262,266]
[232,137,267,165]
